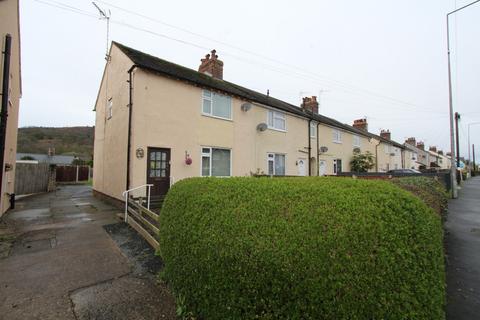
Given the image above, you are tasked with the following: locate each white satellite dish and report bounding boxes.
[241,103,252,112]
[257,123,268,132]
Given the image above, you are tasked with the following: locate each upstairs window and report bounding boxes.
[353,135,360,148]
[333,129,342,143]
[107,98,113,120]
[310,122,316,138]
[267,110,286,131]
[267,153,285,176]
[202,90,232,120]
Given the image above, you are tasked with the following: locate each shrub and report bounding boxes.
[159,177,445,320]
[391,176,449,217]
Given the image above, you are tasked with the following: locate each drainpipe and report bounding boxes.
[0,35,12,204]
[126,65,137,191]
[316,122,320,176]
[375,140,381,172]
[308,119,312,176]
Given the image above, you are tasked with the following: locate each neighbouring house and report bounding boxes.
[93,42,405,202]
[350,121,405,172]
[404,138,430,170]
[0,0,21,215]
[16,153,77,165]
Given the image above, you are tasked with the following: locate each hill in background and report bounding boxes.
[17,126,94,159]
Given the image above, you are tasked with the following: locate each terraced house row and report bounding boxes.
[93,42,448,201]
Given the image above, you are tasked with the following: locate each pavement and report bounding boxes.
[446,176,480,319]
[0,185,176,320]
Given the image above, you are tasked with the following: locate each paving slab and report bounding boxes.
[446,177,480,319]
[0,185,176,320]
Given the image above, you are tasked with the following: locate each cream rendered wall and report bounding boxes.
[128,70,314,194]
[316,125,374,174]
[93,45,134,201]
[404,150,420,170]
[376,141,403,172]
[0,0,21,215]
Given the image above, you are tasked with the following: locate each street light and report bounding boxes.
[446,0,480,198]
[468,122,480,169]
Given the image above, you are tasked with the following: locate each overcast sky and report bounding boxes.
[19,0,480,158]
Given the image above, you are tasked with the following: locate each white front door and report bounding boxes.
[298,158,306,176]
[319,160,326,176]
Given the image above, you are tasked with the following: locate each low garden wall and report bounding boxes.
[158,177,445,319]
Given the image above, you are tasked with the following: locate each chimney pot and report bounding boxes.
[301,96,319,114]
[352,118,368,132]
[199,50,223,79]
[380,129,391,140]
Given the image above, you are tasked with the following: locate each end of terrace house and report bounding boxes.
[92,42,406,203]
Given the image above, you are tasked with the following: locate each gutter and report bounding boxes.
[126,64,137,191]
[0,34,12,203]
[375,139,381,172]
[308,119,312,176]
[316,122,320,176]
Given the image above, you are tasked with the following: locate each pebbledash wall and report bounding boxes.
[0,0,21,215]
[93,42,404,202]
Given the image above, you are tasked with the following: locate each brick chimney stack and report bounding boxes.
[199,49,224,79]
[380,129,391,140]
[438,150,444,155]
[352,118,368,131]
[48,147,55,157]
[447,152,452,157]
[429,146,437,153]
[301,96,319,114]
[405,137,416,146]
[416,141,425,150]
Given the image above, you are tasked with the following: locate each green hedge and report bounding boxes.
[159,177,445,319]
[391,177,449,217]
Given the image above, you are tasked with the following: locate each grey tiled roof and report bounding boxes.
[114,42,404,149]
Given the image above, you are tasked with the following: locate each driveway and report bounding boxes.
[0,185,176,320]
[446,176,480,319]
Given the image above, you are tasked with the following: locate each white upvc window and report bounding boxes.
[333,129,342,143]
[201,147,231,177]
[412,152,417,160]
[267,110,286,131]
[333,159,342,174]
[267,153,286,176]
[310,122,316,138]
[202,90,232,120]
[384,144,390,154]
[107,98,113,119]
[353,135,360,148]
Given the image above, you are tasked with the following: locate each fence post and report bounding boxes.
[75,165,79,183]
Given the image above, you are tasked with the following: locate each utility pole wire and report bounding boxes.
[94,0,442,114]
[31,0,447,115]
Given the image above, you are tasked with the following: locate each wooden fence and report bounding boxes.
[15,163,54,195]
[56,165,90,183]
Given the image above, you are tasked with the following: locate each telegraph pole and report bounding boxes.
[446,0,480,197]
[474,144,476,172]
[455,112,461,168]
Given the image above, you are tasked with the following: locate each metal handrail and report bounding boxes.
[123,184,153,222]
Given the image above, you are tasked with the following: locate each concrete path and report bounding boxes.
[0,185,176,320]
[446,177,480,319]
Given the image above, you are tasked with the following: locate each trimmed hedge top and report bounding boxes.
[159,177,445,320]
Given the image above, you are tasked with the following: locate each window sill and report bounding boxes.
[268,127,287,133]
[201,113,233,122]
[333,141,342,144]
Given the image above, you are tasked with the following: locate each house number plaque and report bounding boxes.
[136,148,144,159]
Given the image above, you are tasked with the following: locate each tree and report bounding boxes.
[350,150,375,172]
